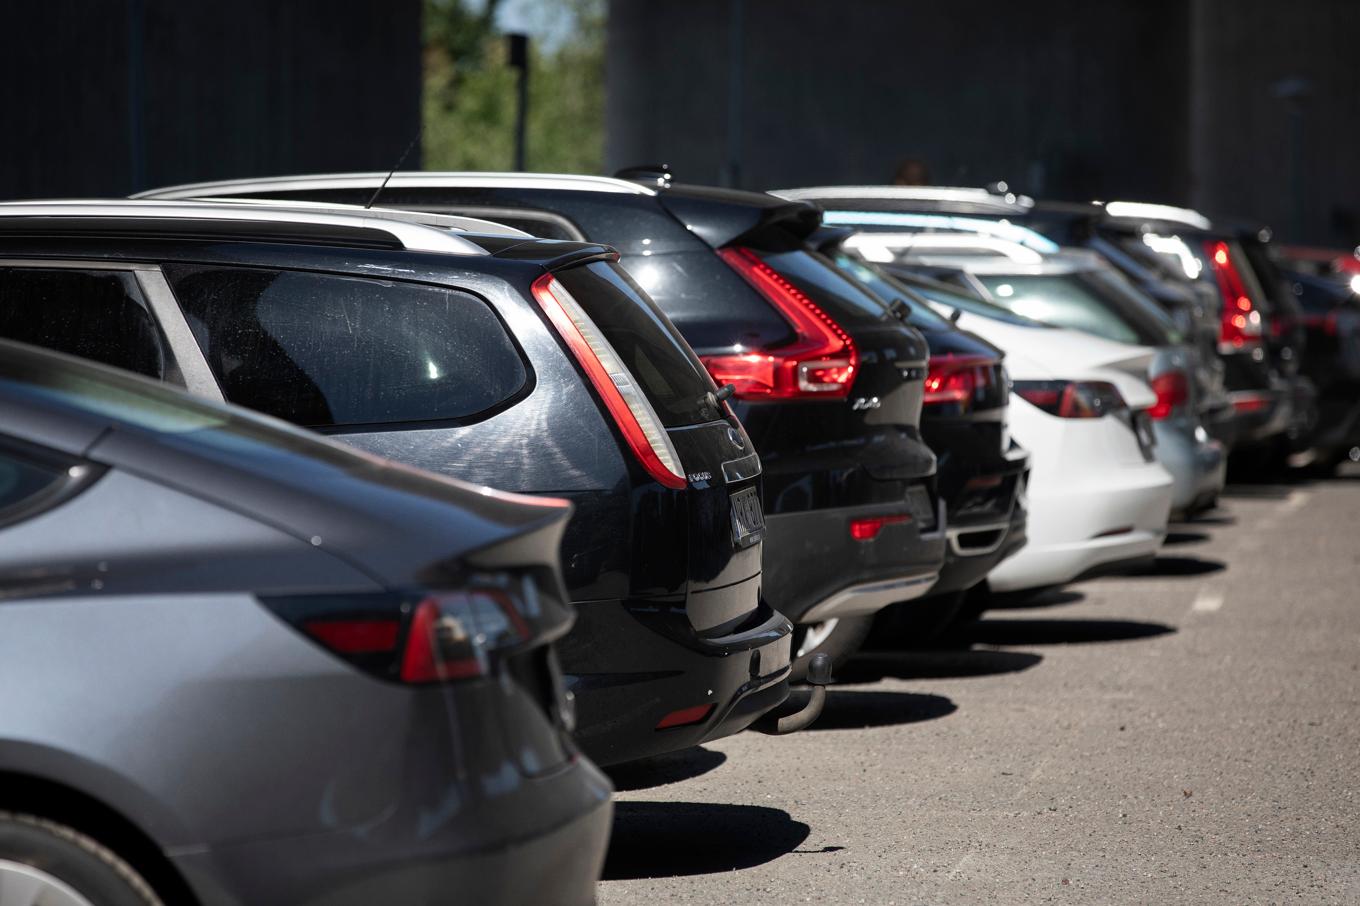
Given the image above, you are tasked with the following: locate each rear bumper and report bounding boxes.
[987,463,1172,593]
[932,497,1028,596]
[173,759,613,906]
[762,497,947,624]
[556,600,793,766]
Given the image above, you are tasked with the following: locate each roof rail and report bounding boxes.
[1101,201,1212,231]
[192,197,533,238]
[0,200,488,255]
[773,185,1034,211]
[134,171,658,201]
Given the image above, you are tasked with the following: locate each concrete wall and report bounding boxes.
[607,0,1360,244]
[0,0,421,198]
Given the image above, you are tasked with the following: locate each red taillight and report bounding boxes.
[1147,370,1189,421]
[702,246,858,400]
[1204,240,1264,350]
[1231,392,1272,414]
[849,514,912,541]
[302,618,400,654]
[1013,380,1127,419]
[923,354,998,412]
[532,273,687,489]
[271,586,534,686]
[655,703,715,730]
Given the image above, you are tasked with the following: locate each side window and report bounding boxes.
[162,265,529,429]
[0,438,92,528]
[0,268,168,378]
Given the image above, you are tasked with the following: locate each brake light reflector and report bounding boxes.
[656,703,715,730]
[923,354,998,412]
[1013,381,1127,419]
[533,274,686,489]
[849,514,912,541]
[702,246,858,400]
[1147,370,1189,421]
[1203,240,1264,350]
[302,618,400,654]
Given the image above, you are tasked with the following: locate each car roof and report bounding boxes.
[0,199,492,255]
[773,185,1035,216]
[1100,201,1213,232]
[135,171,660,199]
[190,196,533,237]
[845,231,1108,275]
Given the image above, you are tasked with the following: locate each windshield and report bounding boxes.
[889,271,1046,327]
[975,270,1180,346]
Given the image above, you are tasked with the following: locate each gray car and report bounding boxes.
[0,340,611,905]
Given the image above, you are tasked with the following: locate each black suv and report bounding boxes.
[0,199,797,766]
[138,173,949,676]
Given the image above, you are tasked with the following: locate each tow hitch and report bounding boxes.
[753,653,832,734]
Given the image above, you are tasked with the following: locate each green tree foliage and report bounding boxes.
[423,0,604,173]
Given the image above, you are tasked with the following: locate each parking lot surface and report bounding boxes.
[599,467,1360,904]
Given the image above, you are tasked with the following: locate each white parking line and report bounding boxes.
[1191,588,1224,613]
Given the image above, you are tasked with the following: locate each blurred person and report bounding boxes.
[894,157,930,186]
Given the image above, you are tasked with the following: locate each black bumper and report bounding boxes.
[556,598,792,766]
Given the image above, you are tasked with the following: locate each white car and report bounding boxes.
[899,275,1175,592]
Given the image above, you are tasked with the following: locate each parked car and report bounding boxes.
[136,173,950,677]
[0,339,611,906]
[1067,201,1316,466]
[775,187,1238,472]
[0,199,803,767]
[858,270,1175,593]
[810,227,1029,638]
[799,214,1224,518]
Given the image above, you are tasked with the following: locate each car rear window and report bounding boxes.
[752,248,896,323]
[831,253,954,330]
[553,261,721,428]
[163,265,528,429]
[975,272,1176,346]
[0,268,169,379]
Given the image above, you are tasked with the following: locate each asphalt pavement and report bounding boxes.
[598,465,1360,905]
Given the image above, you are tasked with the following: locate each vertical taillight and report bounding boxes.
[1147,370,1189,421]
[922,354,998,413]
[1204,240,1264,351]
[532,273,687,489]
[700,246,858,400]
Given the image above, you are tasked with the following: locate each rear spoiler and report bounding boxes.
[654,185,822,249]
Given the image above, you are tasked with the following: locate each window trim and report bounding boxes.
[0,435,106,530]
[0,258,225,402]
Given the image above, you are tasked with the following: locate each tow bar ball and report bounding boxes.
[753,653,833,735]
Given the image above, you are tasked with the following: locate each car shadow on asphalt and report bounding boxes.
[796,688,958,730]
[605,746,727,792]
[602,801,810,879]
[1122,555,1226,578]
[1162,530,1211,546]
[964,617,1176,646]
[840,648,1043,683]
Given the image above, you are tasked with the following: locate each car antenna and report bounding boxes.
[366,129,422,210]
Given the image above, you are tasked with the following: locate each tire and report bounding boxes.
[790,614,875,683]
[0,812,164,906]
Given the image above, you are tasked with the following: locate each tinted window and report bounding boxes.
[165,265,527,428]
[0,268,167,378]
[755,248,896,323]
[831,253,954,330]
[975,272,1176,346]
[553,261,721,427]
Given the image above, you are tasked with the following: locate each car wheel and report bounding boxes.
[0,812,163,906]
[790,615,874,682]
